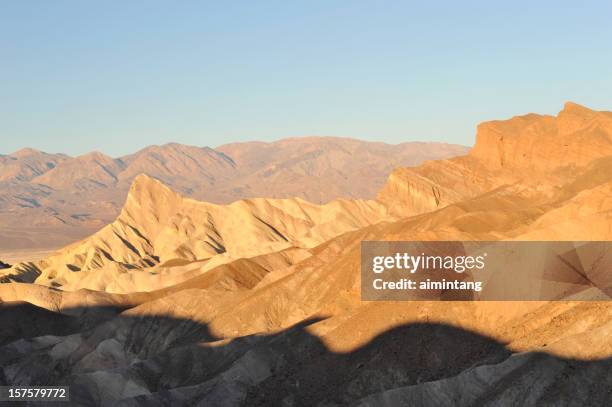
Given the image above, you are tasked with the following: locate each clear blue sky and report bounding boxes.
[2,1,612,156]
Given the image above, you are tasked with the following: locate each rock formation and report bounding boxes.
[26,174,392,292]
[1,103,611,406]
[0,138,466,251]
[378,101,612,216]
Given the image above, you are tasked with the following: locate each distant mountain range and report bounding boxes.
[0,137,467,250]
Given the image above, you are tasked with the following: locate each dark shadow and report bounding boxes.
[126,225,153,246]
[253,214,289,242]
[113,231,143,258]
[205,233,227,254]
[0,302,134,348]
[0,301,79,347]
[100,249,115,262]
[0,262,40,284]
[0,301,610,407]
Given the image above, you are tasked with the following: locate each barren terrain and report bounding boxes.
[1,102,611,406]
[0,138,466,251]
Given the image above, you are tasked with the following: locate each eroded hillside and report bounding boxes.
[1,103,611,406]
[0,138,466,251]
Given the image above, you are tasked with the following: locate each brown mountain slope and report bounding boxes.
[216,137,466,203]
[0,138,466,252]
[0,148,69,182]
[117,143,238,197]
[33,151,126,191]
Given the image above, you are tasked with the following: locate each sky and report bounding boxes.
[1,1,612,157]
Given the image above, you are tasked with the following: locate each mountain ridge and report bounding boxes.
[378,102,612,216]
[0,137,467,251]
[7,173,393,291]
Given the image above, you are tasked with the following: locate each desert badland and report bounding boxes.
[1,102,612,406]
[0,138,466,254]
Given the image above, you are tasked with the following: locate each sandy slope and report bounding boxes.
[4,173,393,292]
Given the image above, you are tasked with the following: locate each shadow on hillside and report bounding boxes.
[0,301,130,347]
[0,301,611,406]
